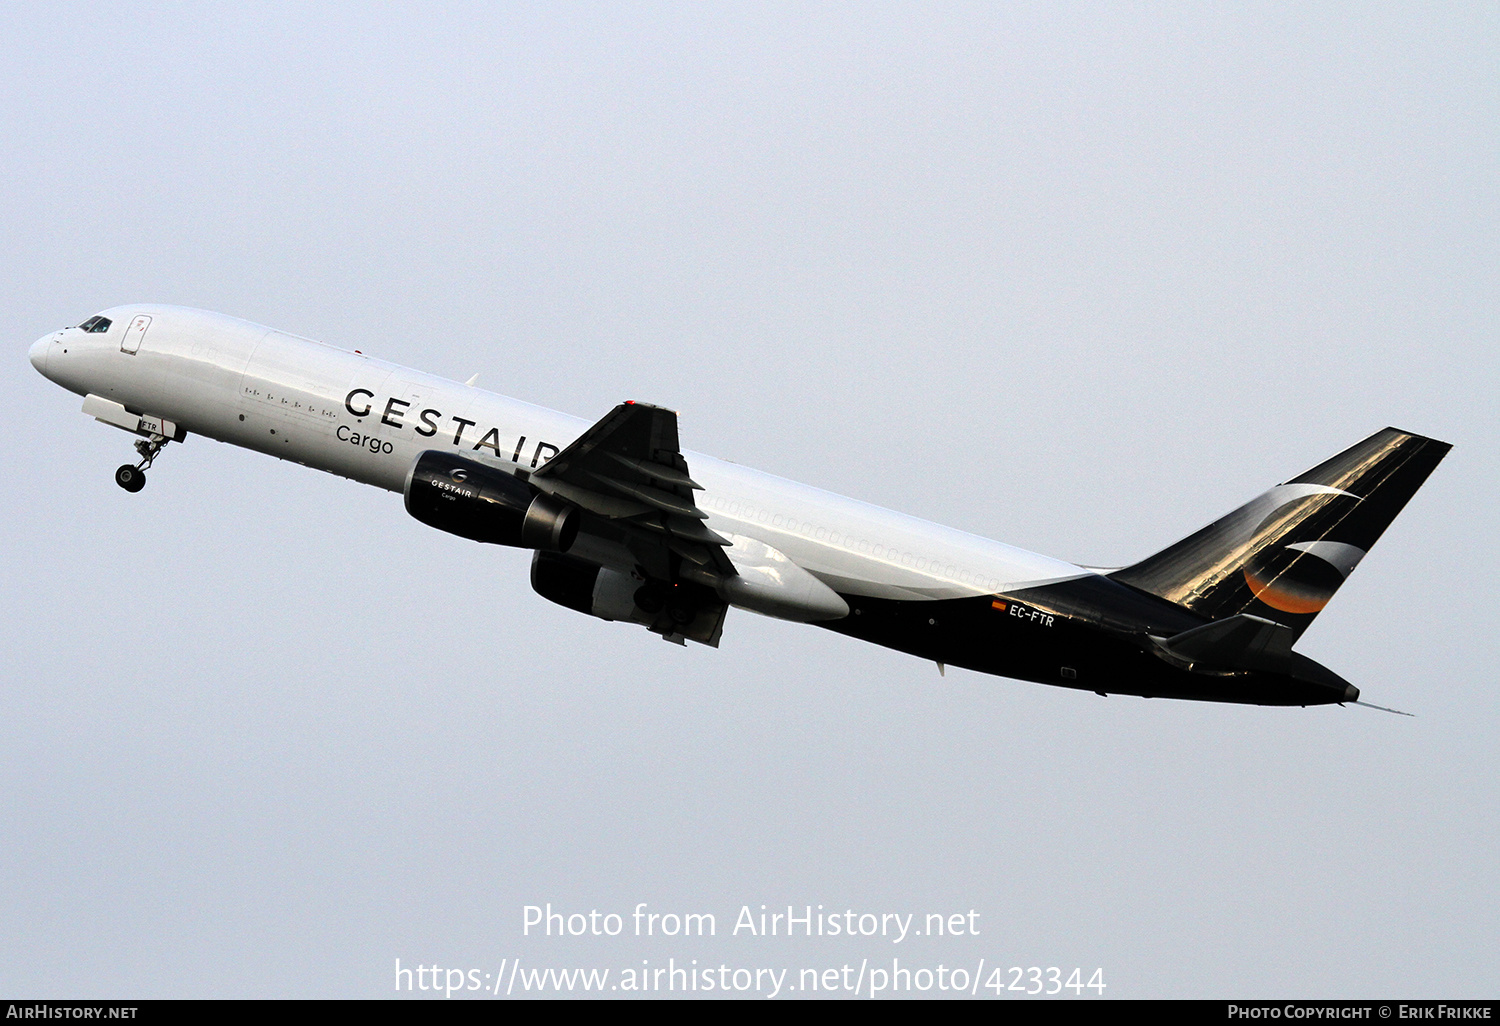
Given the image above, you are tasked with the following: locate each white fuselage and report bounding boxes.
[30,306,1090,610]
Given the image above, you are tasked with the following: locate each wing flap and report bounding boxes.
[603,450,702,490]
[581,470,707,518]
[533,401,735,578]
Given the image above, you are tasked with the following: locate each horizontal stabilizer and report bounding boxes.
[1156,613,1297,673]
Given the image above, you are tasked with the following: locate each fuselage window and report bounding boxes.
[78,316,112,333]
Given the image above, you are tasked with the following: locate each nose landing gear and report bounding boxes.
[114,464,145,492]
[114,433,169,493]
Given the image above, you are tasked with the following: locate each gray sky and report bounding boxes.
[2,2,1495,999]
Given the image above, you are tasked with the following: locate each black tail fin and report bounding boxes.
[1111,428,1451,639]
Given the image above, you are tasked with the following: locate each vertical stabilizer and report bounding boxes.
[1111,428,1450,638]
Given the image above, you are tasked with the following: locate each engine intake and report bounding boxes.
[405,450,578,551]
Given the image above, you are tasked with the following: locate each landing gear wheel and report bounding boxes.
[115,464,146,492]
[115,431,169,493]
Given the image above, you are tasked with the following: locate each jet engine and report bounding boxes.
[405,450,578,551]
[531,551,727,646]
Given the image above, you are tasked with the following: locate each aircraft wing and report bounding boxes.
[530,401,736,579]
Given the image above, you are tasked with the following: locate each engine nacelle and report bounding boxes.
[530,551,648,622]
[405,450,578,551]
[531,551,727,646]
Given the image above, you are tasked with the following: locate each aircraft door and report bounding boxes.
[121,314,152,355]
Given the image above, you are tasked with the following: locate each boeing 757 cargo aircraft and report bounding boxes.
[29,306,1450,708]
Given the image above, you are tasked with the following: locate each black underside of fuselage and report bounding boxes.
[816,575,1352,707]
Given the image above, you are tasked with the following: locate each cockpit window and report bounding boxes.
[78,316,112,333]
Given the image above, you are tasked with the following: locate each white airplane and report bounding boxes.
[29,306,1450,707]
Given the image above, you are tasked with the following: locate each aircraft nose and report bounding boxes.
[28,335,50,376]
